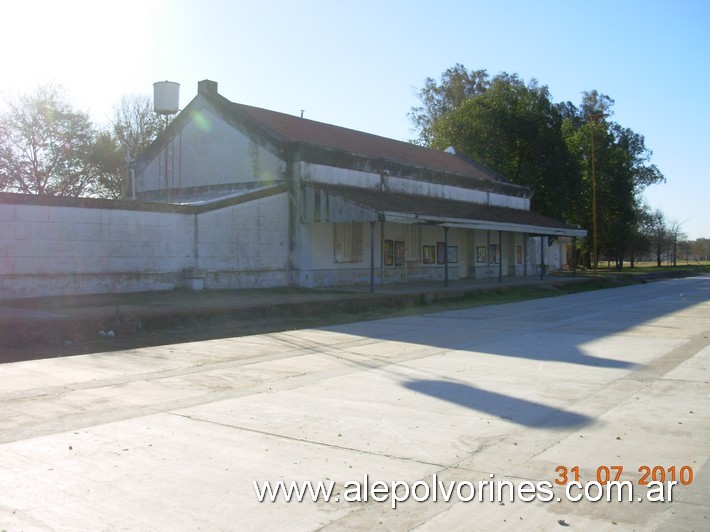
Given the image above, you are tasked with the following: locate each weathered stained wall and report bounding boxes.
[526,236,567,274]
[135,100,286,199]
[197,193,290,288]
[299,161,530,210]
[295,221,474,288]
[0,201,192,300]
[0,192,290,301]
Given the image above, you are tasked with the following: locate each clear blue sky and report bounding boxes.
[3,0,709,239]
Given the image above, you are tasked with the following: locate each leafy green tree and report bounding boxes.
[409,64,489,146]
[419,71,578,219]
[411,66,665,271]
[561,97,663,269]
[0,85,98,196]
[627,201,653,267]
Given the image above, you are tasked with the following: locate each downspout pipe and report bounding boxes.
[444,226,449,288]
[370,221,375,293]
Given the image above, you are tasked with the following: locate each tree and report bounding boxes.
[409,64,489,146]
[560,95,664,269]
[646,209,671,267]
[690,238,710,261]
[111,94,164,163]
[93,95,164,198]
[627,202,653,267]
[667,220,686,267]
[410,67,665,270]
[0,85,98,196]
[424,72,578,219]
[89,131,125,199]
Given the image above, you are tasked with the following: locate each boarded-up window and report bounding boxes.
[334,222,363,263]
[405,225,421,260]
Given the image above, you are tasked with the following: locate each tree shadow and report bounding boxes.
[403,379,592,428]
[456,331,637,369]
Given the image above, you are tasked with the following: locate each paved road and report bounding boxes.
[1,277,708,530]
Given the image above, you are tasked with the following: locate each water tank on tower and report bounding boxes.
[153,81,180,115]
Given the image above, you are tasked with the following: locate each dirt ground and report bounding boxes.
[0,277,637,364]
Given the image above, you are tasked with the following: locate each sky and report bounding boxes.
[2,0,709,239]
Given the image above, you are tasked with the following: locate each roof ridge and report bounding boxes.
[198,85,517,188]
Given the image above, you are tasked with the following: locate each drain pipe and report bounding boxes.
[444,226,449,287]
[498,231,503,283]
[370,221,375,293]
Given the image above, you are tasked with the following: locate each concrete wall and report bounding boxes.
[0,201,192,300]
[135,100,286,197]
[300,161,529,210]
[300,162,380,190]
[0,192,290,301]
[295,222,376,288]
[384,176,489,204]
[524,236,567,275]
[293,220,566,288]
[197,193,290,288]
[295,222,473,288]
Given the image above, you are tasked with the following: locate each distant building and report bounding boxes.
[0,80,585,301]
[133,80,585,288]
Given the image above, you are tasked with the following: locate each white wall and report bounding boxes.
[0,192,290,300]
[296,222,375,287]
[525,236,566,274]
[198,194,290,288]
[488,192,528,209]
[295,221,472,287]
[0,202,192,300]
[385,176,489,205]
[301,162,528,210]
[136,101,286,195]
[300,162,380,189]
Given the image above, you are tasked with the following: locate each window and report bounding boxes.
[384,240,405,267]
[488,244,500,264]
[384,240,394,266]
[334,222,363,263]
[405,225,421,260]
[314,191,321,222]
[422,245,435,264]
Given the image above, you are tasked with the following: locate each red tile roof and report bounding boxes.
[314,184,586,236]
[208,92,511,185]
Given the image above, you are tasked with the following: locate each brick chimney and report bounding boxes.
[198,80,218,95]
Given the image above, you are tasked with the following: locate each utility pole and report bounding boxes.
[588,113,607,273]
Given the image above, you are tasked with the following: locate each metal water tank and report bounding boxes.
[153,81,180,114]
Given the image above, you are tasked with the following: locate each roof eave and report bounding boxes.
[381,211,586,237]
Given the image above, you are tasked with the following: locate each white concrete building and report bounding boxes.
[0,80,586,300]
[133,80,585,289]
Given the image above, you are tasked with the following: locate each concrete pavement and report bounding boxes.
[0,276,708,530]
[0,274,591,359]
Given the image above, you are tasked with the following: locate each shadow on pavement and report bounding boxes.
[403,379,593,428]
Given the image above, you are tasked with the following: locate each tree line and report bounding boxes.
[409,64,685,269]
[0,84,162,199]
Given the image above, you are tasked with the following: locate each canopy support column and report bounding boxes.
[498,231,503,283]
[370,221,375,293]
[444,226,449,288]
[572,236,577,277]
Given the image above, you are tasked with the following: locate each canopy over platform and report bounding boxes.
[305,183,587,238]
